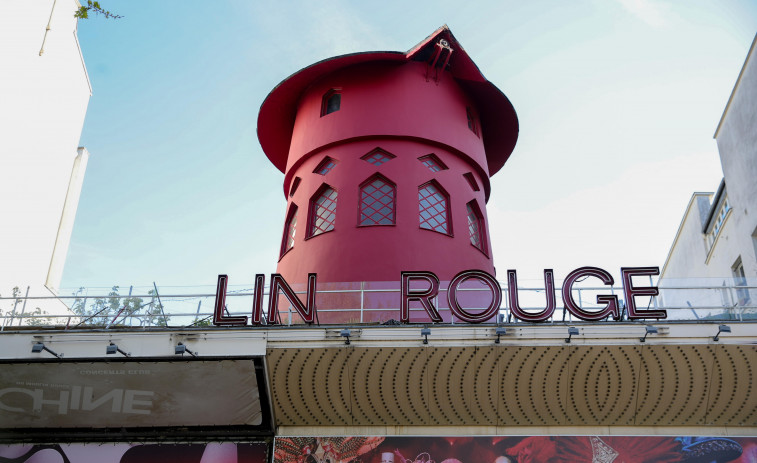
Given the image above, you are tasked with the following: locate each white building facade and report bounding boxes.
[0,0,91,319]
[661,35,757,314]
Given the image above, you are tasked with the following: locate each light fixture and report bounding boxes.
[421,327,431,344]
[640,325,658,343]
[175,342,197,357]
[565,327,579,343]
[340,328,351,345]
[494,327,507,344]
[31,342,62,358]
[106,342,130,357]
[713,324,731,341]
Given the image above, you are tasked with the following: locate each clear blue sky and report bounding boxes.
[62,0,757,291]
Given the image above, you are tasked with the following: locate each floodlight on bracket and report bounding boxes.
[640,326,658,343]
[421,327,431,344]
[494,327,507,344]
[713,324,731,342]
[565,327,579,343]
[175,342,198,357]
[106,342,130,357]
[31,342,62,358]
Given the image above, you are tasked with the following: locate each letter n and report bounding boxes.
[268,273,317,324]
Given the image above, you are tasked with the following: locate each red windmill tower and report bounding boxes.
[257,26,518,323]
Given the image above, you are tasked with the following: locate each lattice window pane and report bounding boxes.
[310,187,338,236]
[361,149,395,166]
[419,154,447,172]
[360,177,395,225]
[419,184,449,234]
[314,157,337,175]
[467,203,484,250]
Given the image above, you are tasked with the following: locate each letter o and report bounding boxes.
[447,270,502,323]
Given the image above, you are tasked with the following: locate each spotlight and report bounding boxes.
[31,342,62,358]
[713,324,731,342]
[175,342,197,357]
[421,327,431,344]
[106,342,130,357]
[640,326,658,343]
[340,328,351,345]
[565,327,579,343]
[494,327,507,344]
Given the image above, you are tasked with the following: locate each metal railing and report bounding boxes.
[1,280,755,329]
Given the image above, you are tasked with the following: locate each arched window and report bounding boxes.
[308,185,338,238]
[359,175,396,226]
[280,205,298,256]
[466,200,486,254]
[418,181,451,235]
[321,89,341,116]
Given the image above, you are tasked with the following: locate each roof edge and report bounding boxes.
[714,33,757,139]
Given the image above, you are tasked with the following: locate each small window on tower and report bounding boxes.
[361,148,396,166]
[418,154,448,172]
[463,172,480,191]
[289,177,301,197]
[466,200,487,255]
[314,156,338,175]
[466,107,479,137]
[308,185,338,238]
[321,89,341,116]
[280,205,298,257]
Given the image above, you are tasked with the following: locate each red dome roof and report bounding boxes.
[257,26,519,176]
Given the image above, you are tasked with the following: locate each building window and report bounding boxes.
[321,89,341,116]
[359,175,396,226]
[732,257,750,305]
[281,205,298,256]
[314,156,337,175]
[466,200,486,254]
[463,172,480,191]
[707,196,731,251]
[361,148,395,166]
[308,185,338,238]
[418,154,448,172]
[418,181,450,235]
[713,197,731,237]
[289,177,301,197]
[466,107,479,137]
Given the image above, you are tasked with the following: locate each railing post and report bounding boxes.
[18,286,30,326]
[649,275,659,312]
[4,291,22,330]
[360,281,364,323]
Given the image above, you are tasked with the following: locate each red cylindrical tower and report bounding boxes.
[257,27,518,321]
